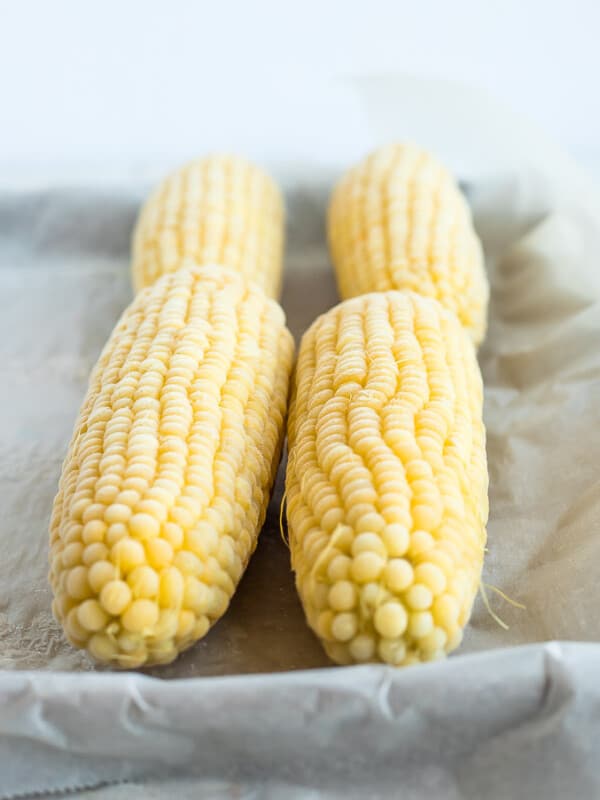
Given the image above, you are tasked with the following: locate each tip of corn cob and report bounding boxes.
[328,142,489,345]
[131,154,285,299]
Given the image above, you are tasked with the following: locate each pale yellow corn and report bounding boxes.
[50,265,294,667]
[328,143,489,344]
[286,291,488,666]
[132,155,284,297]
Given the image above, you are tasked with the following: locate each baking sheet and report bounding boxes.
[2,77,600,798]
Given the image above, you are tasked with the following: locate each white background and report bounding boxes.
[0,0,599,179]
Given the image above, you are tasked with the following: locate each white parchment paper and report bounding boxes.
[1,78,600,798]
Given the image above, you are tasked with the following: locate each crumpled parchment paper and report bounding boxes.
[1,77,600,799]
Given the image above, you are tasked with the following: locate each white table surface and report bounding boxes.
[0,0,599,182]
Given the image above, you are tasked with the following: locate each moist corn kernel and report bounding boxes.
[82,520,107,544]
[129,513,160,540]
[77,599,109,632]
[127,565,159,598]
[82,543,108,566]
[145,538,174,569]
[66,566,92,600]
[405,584,433,611]
[350,552,385,583]
[331,612,358,642]
[383,559,414,592]
[382,525,410,557]
[374,602,408,638]
[349,634,376,662]
[328,581,357,612]
[407,611,434,639]
[378,638,407,665]
[88,561,116,593]
[122,599,159,633]
[100,580,132,615]
[111,538,145,573]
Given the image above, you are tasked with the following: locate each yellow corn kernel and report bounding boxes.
[100,580,132,616]
[349,633,376,662]
[132,155,284,298]
[122,599,159,633]
[49,265,294,667]
[88,561,117,593]
[286,291,488,666]
[127,565,160,598]
[176,609,195,640]
[328,143,489,344]
[77,599,109,633]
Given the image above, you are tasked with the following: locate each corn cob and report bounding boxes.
[132,155,284,298]
[50,265,294,667]
[286,291,488,665]
[328,143,488,345]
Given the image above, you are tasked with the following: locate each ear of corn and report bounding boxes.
[132,155,284,298]
[328,143,488,345]
[286,291,488,666]
[50,265,294,667]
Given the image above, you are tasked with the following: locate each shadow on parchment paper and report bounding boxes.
[280,180,340,340]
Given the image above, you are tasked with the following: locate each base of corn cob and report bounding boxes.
[50,265,294,667]
[286,290,488,666]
